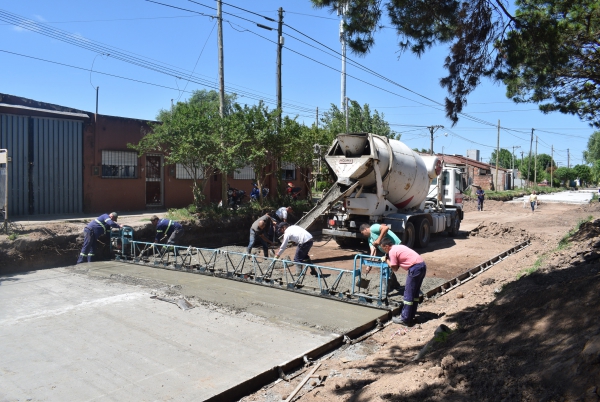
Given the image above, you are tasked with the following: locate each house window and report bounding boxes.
[479,168,491,175]
[176,164,204,179]
[102,151,138,178]
[281,162,296,180]
[234,165,255,180]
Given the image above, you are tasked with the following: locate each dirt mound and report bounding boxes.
[469,221,534,243]
[243,214,600,402]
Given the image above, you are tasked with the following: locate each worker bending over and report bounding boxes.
[360,223,402,256]
[275,206,294,223]
[275,223,317,275]
[247,214,276,257]
[150,215,184,245]
[380,238,427,327]
[360,223,403,292]
[78,212,121,264]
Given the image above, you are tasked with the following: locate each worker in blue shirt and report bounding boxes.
[150,215,184,245]
[77,212,121,264]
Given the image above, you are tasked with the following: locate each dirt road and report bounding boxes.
[242,199,600,402]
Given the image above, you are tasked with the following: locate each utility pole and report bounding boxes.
[95,86,99,122]
[339,5,347,112]
[534,135,538,185]
[527,128,534,188]
[217,0,227,204]
[276,7,283,130]
[511,145,520,189]
[428,125,444,155]
[495,120,500,190]
[551,145,554,188]
[316,107,319,129]
[567,148,570,168]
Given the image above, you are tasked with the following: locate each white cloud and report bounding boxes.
[34,14,46,22]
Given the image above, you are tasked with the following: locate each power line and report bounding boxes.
[0,49,315,117]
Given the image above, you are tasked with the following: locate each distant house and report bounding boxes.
[0,93,306,216]
[434,154,511,191]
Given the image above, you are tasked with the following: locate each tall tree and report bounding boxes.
[234,102,282,201]
[311,0,600,127]
[130,101,224,207]
[490,148,515,169]
[573,164,592,184]
[584,131,600,163]
[517,153,554,182]
[319,101,399,142]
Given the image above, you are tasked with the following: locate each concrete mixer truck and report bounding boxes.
[295,132,465,249]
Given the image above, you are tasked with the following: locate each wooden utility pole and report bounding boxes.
[428,125,444,155]
[217,0,227,204]
[551,145,554,187]
[534,135,538,185]
[316,107,319,129]
[276,7,283,130]
[527,128,534,188]
[567,148,570,168]
[495,120,500,190]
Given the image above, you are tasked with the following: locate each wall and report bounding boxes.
[83,114,196,213]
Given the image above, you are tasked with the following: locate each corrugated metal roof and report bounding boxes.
[0,103,89,119]
[436,154,508,171]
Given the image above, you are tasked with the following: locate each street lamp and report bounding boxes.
[512,146,521,189]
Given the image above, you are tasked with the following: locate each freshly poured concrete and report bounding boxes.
[0,263,385,401]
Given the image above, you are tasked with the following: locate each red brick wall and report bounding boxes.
[82,114,197,213]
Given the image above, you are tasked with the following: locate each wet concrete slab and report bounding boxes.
[0,264,386,401]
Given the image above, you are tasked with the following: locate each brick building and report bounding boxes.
[0,93,306,216]
[436,154,511,191]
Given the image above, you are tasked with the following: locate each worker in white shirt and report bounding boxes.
[275,206,293,222]
[274,223,318,276]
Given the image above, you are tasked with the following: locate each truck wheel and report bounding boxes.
[448,218,460,237]
[415,219,430,248]
[403,221,415,249]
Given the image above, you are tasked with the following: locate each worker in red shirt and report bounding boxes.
[380,238,427,327]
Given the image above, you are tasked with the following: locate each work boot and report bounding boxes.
[392,316,413,327]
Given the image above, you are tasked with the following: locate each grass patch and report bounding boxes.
[8,233,18,241]
[518,215,594,279]
[558,215,593,249]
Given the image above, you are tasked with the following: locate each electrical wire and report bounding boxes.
[0,49,314,118]
[0,10,320,114]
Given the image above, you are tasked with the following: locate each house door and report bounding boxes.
[146,155,163,206]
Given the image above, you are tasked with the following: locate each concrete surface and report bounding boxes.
[508,190,593,204]
[0,263,385,401]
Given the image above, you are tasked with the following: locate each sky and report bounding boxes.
[0,0,594,168]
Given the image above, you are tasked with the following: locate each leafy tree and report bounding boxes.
[319,101,399,142]
[490,149,515,169]
[554,166,577,185]
[234,102,283,202]
[573,164,592,184]
[516,153,554,182]
[591,160,600,184]
[412,147,430,154]
[498,1,600,127]
[130,101,225,207]
[311,0,600,127]
[584,131,600,163]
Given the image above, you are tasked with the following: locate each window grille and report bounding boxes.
[176,164,204,179]
[281,161,296,180]
[234,165,255,180]
[102,151,138,179]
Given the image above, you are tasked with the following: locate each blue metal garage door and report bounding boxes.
[0,114,83,216]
